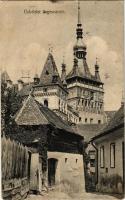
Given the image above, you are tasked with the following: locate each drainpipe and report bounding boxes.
[91,141,98,185]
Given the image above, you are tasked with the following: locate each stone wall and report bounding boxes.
[2,178,29,200]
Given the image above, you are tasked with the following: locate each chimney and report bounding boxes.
[34,74,40,85]
[18,79,24,91]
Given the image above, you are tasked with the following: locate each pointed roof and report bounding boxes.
[91,105,124,141]
[1,70,11,83]
[67,1,103,85]
[94,60,101,82]
[66,59,92,80]
[66,59,103,84]
[40,53,63,87]
[15,95,48,125]
[15,95,82,138]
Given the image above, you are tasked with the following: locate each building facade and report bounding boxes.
[66,2,104,124]
[91,105,124,194]
[6,1,104,125]
[13,94,85,193]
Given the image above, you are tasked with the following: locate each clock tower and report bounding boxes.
[66,1,104,124]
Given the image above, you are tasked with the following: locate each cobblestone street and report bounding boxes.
[26,190,121,200]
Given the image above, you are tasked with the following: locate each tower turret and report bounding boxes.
[66,1,104,124]
[95,58,101,81]
[61,58,66,82]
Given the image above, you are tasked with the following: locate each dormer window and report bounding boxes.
[45,70,49,75]
[52,75,58,83]
[44,99,48,107]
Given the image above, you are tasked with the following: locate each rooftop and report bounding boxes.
[15,95,83,138]
[91,105,124,141]
[40,53,63,87]
[76,123,106,142]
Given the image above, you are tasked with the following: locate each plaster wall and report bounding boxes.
[98,136,123,179]
[48,151,85,193]
[79,111,104,124]
[35,95,59,110]
[96,130,124,193]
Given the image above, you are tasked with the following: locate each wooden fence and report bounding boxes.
[2,136,30,200]
[2,136,29,180]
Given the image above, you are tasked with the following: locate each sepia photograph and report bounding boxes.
[1,0,124,199]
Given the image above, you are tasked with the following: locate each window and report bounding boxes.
[90,159,95,167]
[110,143,115,168]
[90,118,93,124]
[98,120,101,124]
[45,70,49,75]
[89,150,96,167]
[76,159,78,163]
[44,99,48,107]
[65,158,67,163]
[43,88,47,92]
[85,118,87,123]
[78,99,80,105]
[100,146,105,168]
[79,117,81,122]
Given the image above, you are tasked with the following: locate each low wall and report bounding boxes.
[48,151,85,194]
[2,177,29,200]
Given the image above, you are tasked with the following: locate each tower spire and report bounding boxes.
[78,0,81,25]
[76,0,83,40]
[61,54,66,82]
[95,57,101,81]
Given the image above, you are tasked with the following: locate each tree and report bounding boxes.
[1,83,23,135]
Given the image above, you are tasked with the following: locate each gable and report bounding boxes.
[15,95,48,125]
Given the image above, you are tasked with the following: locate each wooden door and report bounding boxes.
[30,153,40,192]
[48,158,58,186]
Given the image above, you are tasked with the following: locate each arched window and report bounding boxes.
[44,99,48,107]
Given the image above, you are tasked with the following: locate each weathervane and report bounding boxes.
[62,51,65,64]
[96,57,98,65]
[48,44,53,53]
[21,70,31,83]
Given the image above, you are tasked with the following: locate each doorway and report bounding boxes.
[48,158,58,186]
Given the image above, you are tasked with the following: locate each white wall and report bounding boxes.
[98,136,123,179]
[35,95,59,110]
[79,111,104,124]
[48,151,85,193]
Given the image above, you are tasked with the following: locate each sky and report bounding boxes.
[0,0,124,111]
